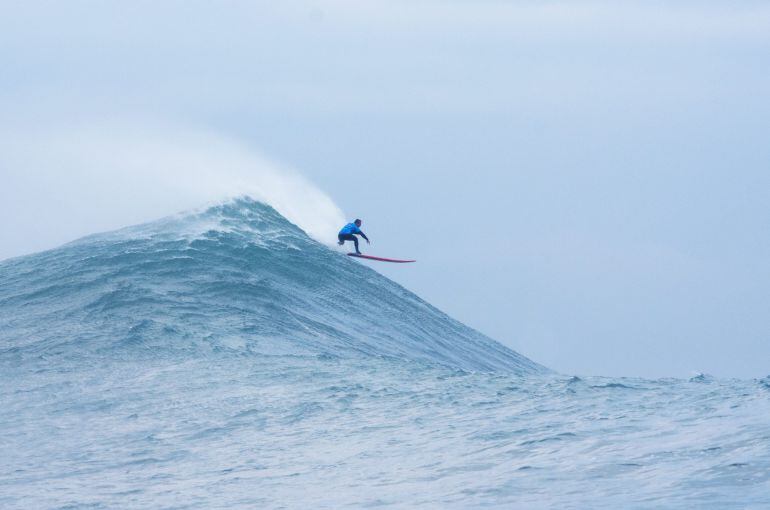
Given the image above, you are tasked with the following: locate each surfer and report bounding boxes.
[337,219,369,255]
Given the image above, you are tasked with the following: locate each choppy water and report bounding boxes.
[2,199,769,508]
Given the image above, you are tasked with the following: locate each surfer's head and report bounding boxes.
[354,219,362,226]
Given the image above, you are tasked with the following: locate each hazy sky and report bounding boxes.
[2,1,769,378]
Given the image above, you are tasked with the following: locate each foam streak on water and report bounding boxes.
[1,199,769,508]
[2,357,770,509]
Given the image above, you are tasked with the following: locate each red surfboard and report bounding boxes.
[347,253,416,263]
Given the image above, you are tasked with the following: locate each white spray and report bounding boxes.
[0,120,346,259]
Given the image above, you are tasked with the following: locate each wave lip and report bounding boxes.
[0,197,544,373]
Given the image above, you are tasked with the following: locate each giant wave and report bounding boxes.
[0,197,540,372]
[1,198,769,509]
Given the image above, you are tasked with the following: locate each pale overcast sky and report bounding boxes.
[1,1,769,378]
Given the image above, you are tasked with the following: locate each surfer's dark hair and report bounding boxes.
[355,219,362,223]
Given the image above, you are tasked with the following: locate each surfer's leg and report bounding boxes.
[339,234,359,252]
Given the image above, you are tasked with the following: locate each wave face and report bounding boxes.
[0,197,541,372]
[2,198,769,509]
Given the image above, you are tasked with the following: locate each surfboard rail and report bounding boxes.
[347,253,416,263]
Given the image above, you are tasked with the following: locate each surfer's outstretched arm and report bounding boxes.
[360,231,369,243]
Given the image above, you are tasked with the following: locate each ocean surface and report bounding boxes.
[2,198,769,509]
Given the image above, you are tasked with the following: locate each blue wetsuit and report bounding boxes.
[338,222,369,254]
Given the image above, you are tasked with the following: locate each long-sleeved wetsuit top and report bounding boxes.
[339,222,369,241]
